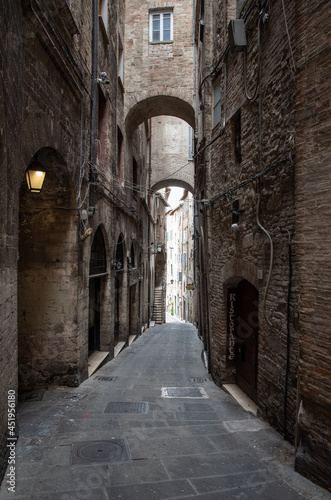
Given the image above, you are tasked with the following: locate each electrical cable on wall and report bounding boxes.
[204,152,294,206]
[256,189,274,327]
[243,14,261,102]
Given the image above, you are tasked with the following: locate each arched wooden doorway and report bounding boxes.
[232,280,259,403]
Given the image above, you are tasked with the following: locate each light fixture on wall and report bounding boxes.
[157,243,162,253]
[111,260,123,270]
[25,168,46,193]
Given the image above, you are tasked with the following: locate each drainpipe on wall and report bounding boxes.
[89,0,99,210]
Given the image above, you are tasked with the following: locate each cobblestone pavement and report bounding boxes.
[1,318,330,499]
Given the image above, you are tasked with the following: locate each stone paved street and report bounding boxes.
[1,318,330,500]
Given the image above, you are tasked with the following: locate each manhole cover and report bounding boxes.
[71,439,130,464]
[189,377,208,383]
[94,376,118,382]
[62,393,87,401]
[161,387,209,399]
[105,401,148,414]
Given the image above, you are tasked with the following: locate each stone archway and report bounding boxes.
[149,114,195,196]
[18,147,80,389]
[152,179,194,194]
[125,96,195,136]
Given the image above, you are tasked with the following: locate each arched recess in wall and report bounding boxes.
[88,225,110,357]
[18,147,79,389]
[125,95,195,136]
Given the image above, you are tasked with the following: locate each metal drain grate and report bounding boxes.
[94,376,118,382]
[62,393,87,401]
[71,439,130,464]
[189,377,208,383]
[161,387,209,399]
[105,401,149,414]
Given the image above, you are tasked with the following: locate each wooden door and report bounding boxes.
[235,280,259,403]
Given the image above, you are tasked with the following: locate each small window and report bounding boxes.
[188,126,194,160]
[213,79,222,128]
[232,111,242,164]
[98,88,107,164]
[199,0,205,42]
[99,0,108,32]
[149,11,173,42]
[118,36,124,89]
[132,157,138,195]
[117,127,124,184]
[130,242,135,268]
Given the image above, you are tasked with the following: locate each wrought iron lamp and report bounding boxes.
[26,168,46,193]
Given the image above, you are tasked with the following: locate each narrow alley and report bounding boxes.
[1,318,329,500]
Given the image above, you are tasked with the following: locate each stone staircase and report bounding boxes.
[152,287,165,324]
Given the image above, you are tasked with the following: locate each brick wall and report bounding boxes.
[0,0,22,482]
[0,0,151,483]
[196,0,299,442]
[294,0,331,489]
[124,0,195,132]
[150,116,194,191]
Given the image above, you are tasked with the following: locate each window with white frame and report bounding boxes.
[213,79,222,128]
[149,11,173,42]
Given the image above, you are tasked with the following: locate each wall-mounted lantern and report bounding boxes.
[26,168,46,193]
[157,243,162,253]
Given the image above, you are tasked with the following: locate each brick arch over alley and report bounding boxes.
[124,0,195,193]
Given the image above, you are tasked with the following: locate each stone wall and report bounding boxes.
[195,0,299,442]
[124,0,195,133]
[294,0,331,489]
[150,116,194,192]
[0,0,151,484]
[0,0,22,482]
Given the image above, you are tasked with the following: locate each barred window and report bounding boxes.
[90,227,106,276]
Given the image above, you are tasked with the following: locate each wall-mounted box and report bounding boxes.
[228,19,247,52]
